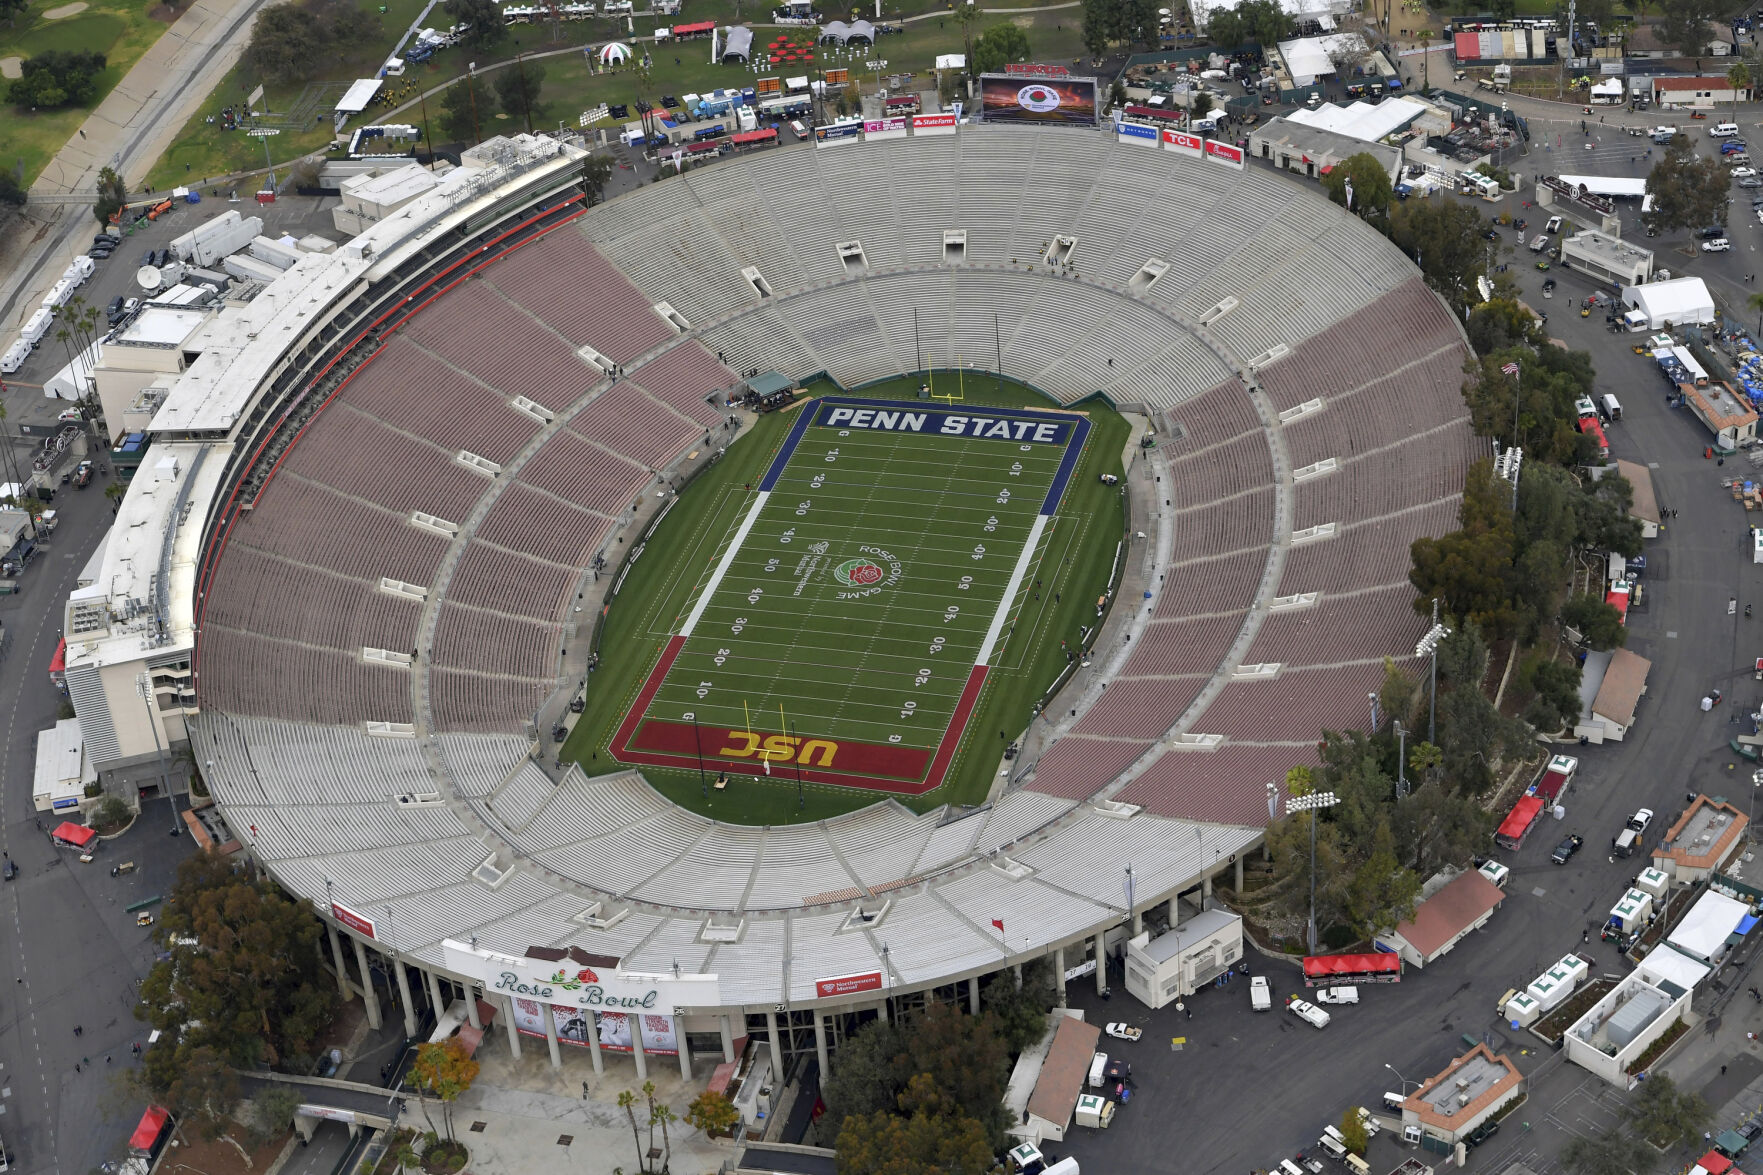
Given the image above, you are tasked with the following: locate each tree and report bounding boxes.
[1392,197,1500,310]
[980,958,1056,1052]
[972,22,1032,75]
[1518,654,1583,732]
[0,168,23,208]
[684,1089,740,1139]
[1729,60,1750,122]
[1417,29,1433,89]
[1322,152,1393,226]
[0,0,27,26]
[1560,1132,1636,1175]
[493,59,546,133]
[835,1074,996,1175]
[1644,133,1729,236]
[1082,0,1116,55]
[1749,290,1763,338]
[94,165,127,225]
[409,1039,479,1144]
[134,1045,254,1165]
[443,0,507,48]
[135,853,336,1079]
[7,49,107,109]
[1561,593,1628,650]
[581,152,614,205]
[1339,1107,1369,1155]
[438,77,488,145]
[1204,3,1244,48]
[247,1084,305,1145]
[618,1088,647,1173]
[244,0,374,85]
[1630,1072,1709,1147]
[1658,0,1723,57]
[1237,0,1291,46]
[1466,299,1544,358]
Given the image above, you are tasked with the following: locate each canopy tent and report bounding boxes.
[1276,33,1366,88]
[1591,78,1624,99]
[1496,794,1544,844]
[1286,96,1426,143]
[51,820,95,848]
[599,41,633,64]
[1302,953,1401,980]
[1555,173,1648,199]
[130,1106,171,1152]
[819,18,875,43]
[336,78,384,116]
[1623,276,1716,329]
[1667,889,1749,963]
[720,25,753,60]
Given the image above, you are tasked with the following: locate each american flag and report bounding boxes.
[1501,362,1520,376]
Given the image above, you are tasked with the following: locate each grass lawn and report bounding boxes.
[565,376,1126,825]
[1,0,179,188]
[145,0,1087,187]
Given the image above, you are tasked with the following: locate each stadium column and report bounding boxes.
[633,1027,649,1082]
[966,977,978,1014]
[393,957,419,1038]
[764,1010,784,1083]
[813,1012,830,1083]
[586,1013,603,1074]
[1093,933,1106,996]
[426,969,446,1022]
[1167,896,1181,929]
[541,1001,563,1070]
[678,1030,692,1080]
[352,937,383,1030]
[1236,855,1244,890]
[328,925,351,998]
[465,989,481,1029]
[719,1015,736,1062]
[501,994,523,1060]
[1054,946,1066,1007]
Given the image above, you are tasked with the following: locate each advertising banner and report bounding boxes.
[1004,62,1070,78]
[863,116,908,140]
[1204,139,1246,170]
[815,971,884,998]
[979,74,1098,125]
[1117,120,1158,144]
[1162,128,1203,157]
[816,119,863,145]
[331,902,375,939]
[600,1011,680,1055]
[912,112,957,135]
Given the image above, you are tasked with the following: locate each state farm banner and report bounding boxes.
[1162,128,1203,158]
[600,1011,679,1055]
[1117,120,1159,145]
[815,971,883,998]
[912,112,957,136]
[1204,138,1245,170]
[864,116,907,140]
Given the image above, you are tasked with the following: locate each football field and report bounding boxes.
[609,398,1090,793]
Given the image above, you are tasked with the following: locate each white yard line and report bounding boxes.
[679,491,771,637]
[976,513,1050,665]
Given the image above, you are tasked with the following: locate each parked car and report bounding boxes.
[57,408,83,423]
[73,460,93,488]
[1250,975,1271,1011]
[1287,996,1330,1029]
[1704,238,1732,251]
[1734,168,1759,179]
[1628,808,1654,834]
[1551,833,1584,864]
[1545,214,1563,233]
[1742,176,1763,188]
[1701,225,1728,238]
[1104,1022,1142,1042]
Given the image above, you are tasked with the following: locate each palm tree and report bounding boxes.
[1418,30,1433,91]
[1729,60,1751,125]
[1748,289,1763,337]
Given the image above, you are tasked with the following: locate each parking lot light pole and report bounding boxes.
[1385,1062,1418,1096]
[1415,604,1452,746]
[1285,790,1339,955]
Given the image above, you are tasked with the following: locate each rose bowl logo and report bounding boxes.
[834,557,885,587]
[1018,84,1062,113]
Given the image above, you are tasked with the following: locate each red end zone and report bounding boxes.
[608,637,988,795]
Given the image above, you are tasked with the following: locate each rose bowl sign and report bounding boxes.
[443,940,720,1016]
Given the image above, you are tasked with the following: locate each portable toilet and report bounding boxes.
[1075,1093,1115,1129]
[1610,888,1652,933]
[1478,859,1511,888]
[1504,990,1541,1027]
[1551,953,1588,991]
[1528,971,1568,1012]
[1635,866,1670,900]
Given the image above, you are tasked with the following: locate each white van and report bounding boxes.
[1713,122,1741,137]
[1601,393,1622,421]
[1087,1051,1108,1088]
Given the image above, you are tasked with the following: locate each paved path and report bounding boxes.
[0,0,276,334]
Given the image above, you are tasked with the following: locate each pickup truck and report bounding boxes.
[1315,986,1359,1005]
[1250,975,1271,1011]
[1529,233,1551,252]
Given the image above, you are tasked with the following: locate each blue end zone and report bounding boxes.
[1041,416,1090,515]
[757,404,818,492]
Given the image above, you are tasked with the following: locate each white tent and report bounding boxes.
[336,78,384,116]
[1276,33,1365,88]
[599,41,633,64]
[1665,889,1748,964]
[719,25,753,60]
[1590,78,1623,100]
[1623,276,1716,329]
[1286,96,1426,142]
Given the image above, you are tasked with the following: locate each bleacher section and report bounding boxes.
[190,126,1472,993]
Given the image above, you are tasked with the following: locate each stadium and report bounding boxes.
[64,124,1476,1087]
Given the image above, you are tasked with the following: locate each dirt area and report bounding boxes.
[41,2,89,17]
[168,1127,290,1175]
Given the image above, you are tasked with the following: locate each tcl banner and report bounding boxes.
[863,116,907,140]
[912,112,957,135]
[1204,139,1245,170]
[815,971,884,998]
[1162,128,1203,158]
[331,902,376,939]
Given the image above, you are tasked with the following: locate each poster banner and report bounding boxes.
[1204,139,1246,170]
[1162,128,1203,158]
[912,112,957,135]
[978,74,1098,125]
[600,1011,680,1055]
[863,116,908,140]
[815,119,863,146]
[331,902,375,939]
[815,971,883,998]
[1117,120,1158,144]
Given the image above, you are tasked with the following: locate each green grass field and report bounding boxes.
[2,0,179,189]
[564,375,1128,824]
